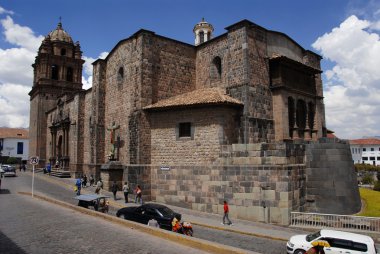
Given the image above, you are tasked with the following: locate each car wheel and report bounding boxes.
[294,250,305,254]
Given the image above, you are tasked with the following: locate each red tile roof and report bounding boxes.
[143,88,244,110]
[349,138,380,145]
[0,127,29,139]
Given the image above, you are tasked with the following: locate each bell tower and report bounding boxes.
[29,21,84,166]
[193,18,214,46]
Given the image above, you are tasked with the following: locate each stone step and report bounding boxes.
[50,170,71,178]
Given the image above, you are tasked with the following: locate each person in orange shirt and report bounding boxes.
[222,200,232,225]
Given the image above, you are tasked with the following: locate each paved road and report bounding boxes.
[6,172,287,253]
[0,174,208,254]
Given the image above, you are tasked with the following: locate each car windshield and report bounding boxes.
[157,206,174,217]
[306,231,321,242]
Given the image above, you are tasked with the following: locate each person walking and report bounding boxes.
[111,181,118,200]
[75,178,82,196]
[82,175,87,188]
[222,200,232,225]
[89,175,94,186]
[122,182,130,203]
[95,178,103,194]
[134,185,142,204]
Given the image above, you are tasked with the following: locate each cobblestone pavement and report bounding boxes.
[0,174,208,254]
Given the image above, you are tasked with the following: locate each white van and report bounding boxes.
[286,229,377,254]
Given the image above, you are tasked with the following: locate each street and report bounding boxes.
[0,173,208,254]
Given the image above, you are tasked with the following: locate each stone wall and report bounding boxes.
[149,106,240,165]
[304,139,361,214]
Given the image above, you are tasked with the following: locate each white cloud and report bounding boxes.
[313,15,380,139]
[0,6,14,15]
[0,11,105,128]
[1,16,44,51]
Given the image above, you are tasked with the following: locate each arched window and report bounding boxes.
[67,67,73,82]
[308,102,315,130]
[288,97,295,138]
[51,65,59,80]
[211,56,222,80]
[117,67,124,86]
[206,32,211,41]
[60,48,66,56]
[199,31,204,43]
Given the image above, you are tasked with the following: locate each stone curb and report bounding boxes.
[31,173,288,242]
[18,191,259,254]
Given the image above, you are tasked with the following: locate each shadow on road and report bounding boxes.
[0,189,11,194]
[0,230,27,254]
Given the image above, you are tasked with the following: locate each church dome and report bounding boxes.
[193,18,214,33]
[48,22,73,43]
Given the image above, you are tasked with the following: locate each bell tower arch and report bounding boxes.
[193,18,214,46]
[29,21,85,166]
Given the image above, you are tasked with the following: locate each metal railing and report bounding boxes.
[290,212,380,233]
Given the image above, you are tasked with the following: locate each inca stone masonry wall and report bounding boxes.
[149,106,240,165]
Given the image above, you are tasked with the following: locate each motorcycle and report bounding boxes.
[173,221,193,236]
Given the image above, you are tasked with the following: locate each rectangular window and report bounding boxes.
[371,148,374,151]
[362,157,368,161]
[377,157,380,161]
[363,148,366,151]
[17,142,23,154]
[179,122,191,138]
[370,157,375,161]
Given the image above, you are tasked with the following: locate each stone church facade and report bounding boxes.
[29,19,360,224]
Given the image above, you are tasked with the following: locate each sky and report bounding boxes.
[0,0,380,140]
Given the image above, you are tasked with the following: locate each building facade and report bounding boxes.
[0,128,29,162]
[350,138,380,166]
[29,19,360,224]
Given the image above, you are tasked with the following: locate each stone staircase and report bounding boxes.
[49,170,71,178]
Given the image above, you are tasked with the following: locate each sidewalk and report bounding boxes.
[35,172,308,242]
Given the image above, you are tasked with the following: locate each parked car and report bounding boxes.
[116,203,181,230]
[2,165,16,177]
[287,229,377,254]
[74,194,110,213]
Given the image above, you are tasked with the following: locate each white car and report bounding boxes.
[287,229,377,254]
[1,165,16,177]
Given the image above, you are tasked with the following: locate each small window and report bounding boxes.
[362,157,368,161]
[17,142,23,154]
[211,56,222,80]
[370,157,375,161]
[363,148,366,151]
[51,65,59,80]
[371,148,374,151]
[61,48,66,56]
[199,31,204,43]
[67,67,73,82]
[117,67,124,86]
[179,122,191,138]
[377,157,380,161]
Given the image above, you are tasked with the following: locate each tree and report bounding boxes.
[362,173,374,185]
[6,157,18,164]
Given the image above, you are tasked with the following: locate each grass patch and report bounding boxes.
[357,188,380,217]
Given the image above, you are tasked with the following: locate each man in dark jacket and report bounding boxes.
[111,181,118,200]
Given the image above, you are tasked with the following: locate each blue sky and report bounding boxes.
[1,0,380,139]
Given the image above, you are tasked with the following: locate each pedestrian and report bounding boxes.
[111,181,118,200]
[82,175,87,188]
[122,181,130,203]
[222,200,232,225]
[19,164,22,172]
[22,164,26,172]
[306,240,328,254]
[75,178,82,195]
[134,185,142,204]
[89,175,94,186]
[95,178,103,194]
[147,218,160,228]
[47,163,51,176]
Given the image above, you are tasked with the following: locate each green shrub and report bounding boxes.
[374,181,380,191]
[354,163,380,172]
[6,157,18,164]
[362,173,374,185]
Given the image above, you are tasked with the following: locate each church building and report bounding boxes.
[29,19,360,224]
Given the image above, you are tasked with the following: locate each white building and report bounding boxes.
[349,138,380,166]
[0,127,29,161]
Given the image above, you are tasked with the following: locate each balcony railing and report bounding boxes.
[290,212,380,233]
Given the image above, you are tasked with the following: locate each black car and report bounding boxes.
[116,203,181,230]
